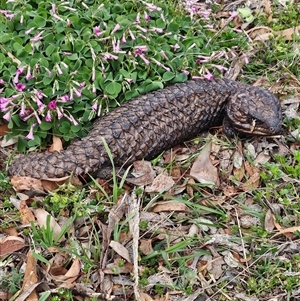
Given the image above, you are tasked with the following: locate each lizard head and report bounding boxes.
[223,86,282,136]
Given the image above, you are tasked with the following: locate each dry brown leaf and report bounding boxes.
[126,160,156,186]
[103,261,133,274]
[253,25,300,41]
[0,123,9,136]
[19,200,35,224]
[271,216,300,238]
[49,136,63,152]
[109,240,132,263]
[240,171,260,191]
[33,208,63,242]
[264,209,275,232]
[10,176,44,192]
[51,258,81,288]
[4,227,18,236]
[41,175,82,190]
[139,292,155,301]
[0,236,25,257]
[145,173,175,193]
[140,239,153,255]
[22,250,38,301]
[190,142,220,186]
[152,201,188,213]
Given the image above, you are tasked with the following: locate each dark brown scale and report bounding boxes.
[8,79,282,179]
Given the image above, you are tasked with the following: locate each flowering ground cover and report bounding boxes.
[1,1,300,300]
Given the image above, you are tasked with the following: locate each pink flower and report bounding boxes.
[60,95,69,102]
[172,43,180,51]
[15,83,26,91]
[34,111,42,124]
[48,99,57,110]
[135,25,147,33]
[30,32,43,43]
[230,11,238,19]
[56,64,63,75]
[26,67,34,80]
[135,13,140,24]
[94,26,102,37]
[139,54,150,65]
[144,11,150,21]
[26,123,37,140]
[125,78,134,84]
[3,110,11,121]
[56,107,63,119]
[129,30,135,41]
[45,111,52,122]
[13,67,25,83]
[160,50,168,60]
[203,70,214,80]
[111,24,120,35]
[122,33,126,44]
[20,103,26,117]
[182,70,189,75]
[0,79,5,84]
[73,88,82,98]
[91,101,98,110]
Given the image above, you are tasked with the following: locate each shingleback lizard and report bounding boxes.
[8,78,282,179]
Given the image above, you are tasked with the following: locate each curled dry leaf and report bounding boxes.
[19,200,35,224]
[264,209,275,232]
[126,160,156,186]
[109,240,132,263]
[33,208,63,242]
[151,201,188,213]
[10,176,44,192]
[190,142,220,186]
[49,136,63,152]
[0,236,25,257]
[145,173,175,193]
[22,250,38,301]
[140,239,153,255]
[51,258,81,288]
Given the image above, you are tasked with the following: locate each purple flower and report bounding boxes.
[15,83,26,91]
[125,78,134,84]
[26,123,37,140]
[48,99,57,110]
[34,111,42,124]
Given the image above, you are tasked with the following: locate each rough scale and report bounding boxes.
[8,79,282,179]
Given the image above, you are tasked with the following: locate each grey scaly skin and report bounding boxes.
[8,79,282,179]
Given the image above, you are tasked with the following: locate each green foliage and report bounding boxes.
[0,0,246,150]
[0,267,24,294]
